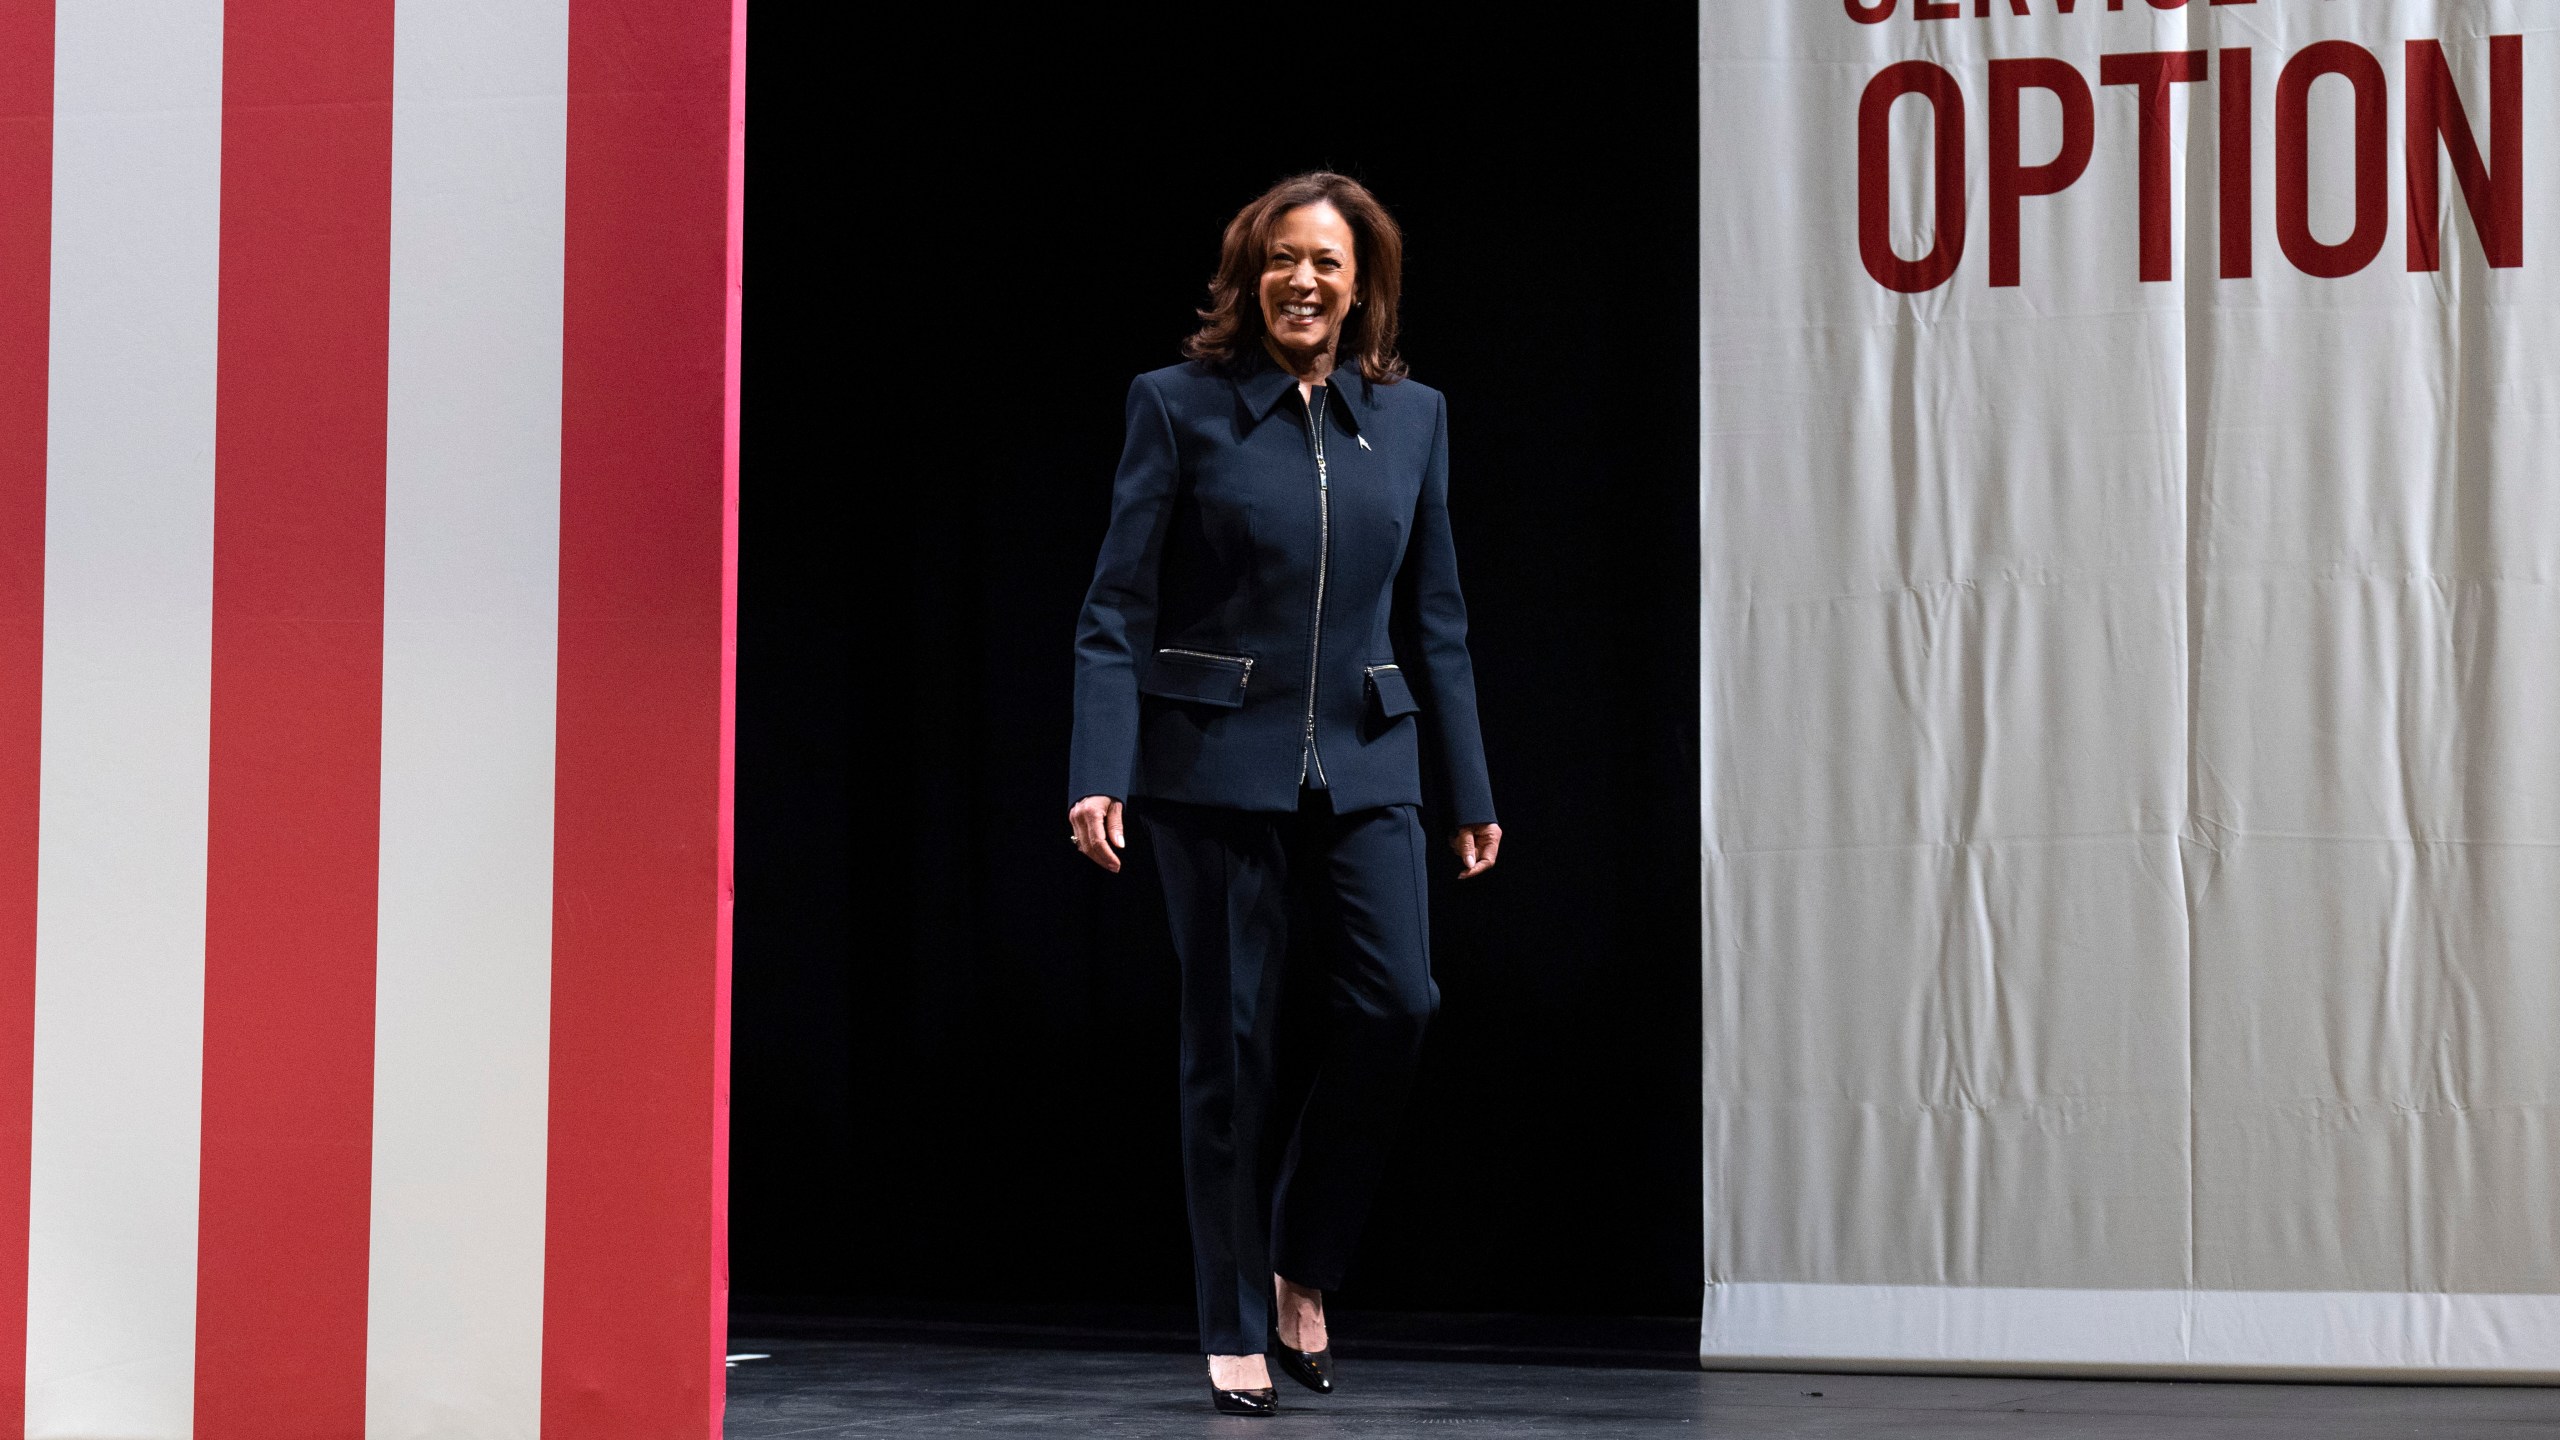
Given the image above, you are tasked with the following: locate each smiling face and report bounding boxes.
[1256,201,1359,372]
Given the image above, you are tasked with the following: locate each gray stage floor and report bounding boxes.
[722,1335,2560,1438]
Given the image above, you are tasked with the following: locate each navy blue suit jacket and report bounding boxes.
[1070,352,1496,825]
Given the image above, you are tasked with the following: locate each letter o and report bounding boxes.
[1845,0,1896,21]
[1859,62,1967,293]
[2275,41,2388,278]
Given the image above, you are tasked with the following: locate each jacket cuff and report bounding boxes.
[1445,777,1497,830]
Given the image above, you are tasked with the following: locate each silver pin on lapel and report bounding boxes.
[1357,435,1371,451]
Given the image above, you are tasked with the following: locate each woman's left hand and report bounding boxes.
[1450,823,1502,880]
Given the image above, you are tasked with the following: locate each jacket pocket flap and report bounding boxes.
[1367,665,1420,719]
[1142,649,1251,709]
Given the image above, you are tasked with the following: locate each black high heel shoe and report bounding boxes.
[1270,1328,1334,1394]
[1207,1378,1279,1416]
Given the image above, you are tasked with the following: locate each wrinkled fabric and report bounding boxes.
[1703,0,2560,1374]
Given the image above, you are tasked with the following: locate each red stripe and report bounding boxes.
[711,0,747,1403]
[542,0,741,1436]
[0,7,46,1438]
[193,3,394,1437]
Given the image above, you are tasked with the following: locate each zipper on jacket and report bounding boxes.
[1157,647,1254,687]
[1300,387,1332,787]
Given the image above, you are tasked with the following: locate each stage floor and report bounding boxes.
[722,1334,2560,1438]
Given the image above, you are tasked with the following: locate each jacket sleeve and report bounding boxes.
[1067,375,1180,806]
[1394,392,1498,827]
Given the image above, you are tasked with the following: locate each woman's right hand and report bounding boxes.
[1070,795,1126,873]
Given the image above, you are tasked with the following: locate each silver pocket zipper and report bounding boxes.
[1157,648,1254,688]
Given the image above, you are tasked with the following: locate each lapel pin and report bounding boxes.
[1357,434,1371,451]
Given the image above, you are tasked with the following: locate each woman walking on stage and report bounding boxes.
[1067,171,1501,1416]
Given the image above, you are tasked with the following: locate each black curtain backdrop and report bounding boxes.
[733,6,1701,1322]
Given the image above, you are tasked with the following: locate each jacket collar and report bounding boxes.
[1232,346,1370,433]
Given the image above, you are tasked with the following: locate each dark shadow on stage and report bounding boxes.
[730,1300,1700,1372]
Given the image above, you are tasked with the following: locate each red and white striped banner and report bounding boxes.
[0,1,740,1436]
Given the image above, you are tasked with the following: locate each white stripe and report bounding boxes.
[24,4,225,1437]
[365,2,567,1436]
[1703,1283,2560,1380]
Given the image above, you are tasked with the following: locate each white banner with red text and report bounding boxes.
[1702,0,2560,1377]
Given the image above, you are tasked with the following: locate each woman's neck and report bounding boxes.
[1261,336,1336,401]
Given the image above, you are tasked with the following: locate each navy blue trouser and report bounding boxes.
[1138,789,1439,1356]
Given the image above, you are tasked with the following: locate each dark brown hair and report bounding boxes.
[1183,171,1407,384]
